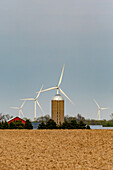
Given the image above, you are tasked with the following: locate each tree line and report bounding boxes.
[64,114,113,127]
[0,120,33,129]
[36,113,113,128]
[1,112,113,129]
[38,119,90,129]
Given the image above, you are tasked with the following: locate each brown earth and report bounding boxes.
[0,130,113,170]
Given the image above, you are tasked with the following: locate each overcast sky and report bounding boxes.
[0,0,113,120]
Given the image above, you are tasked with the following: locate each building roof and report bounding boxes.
[8,116,25,123]
[52,94,64,101]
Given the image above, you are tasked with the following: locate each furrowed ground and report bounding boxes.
[0,130,113,170]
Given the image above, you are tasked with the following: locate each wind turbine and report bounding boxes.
[93,99,109,120]
[21,85,44,121]
[38,64,73,104]
[10,101,26,118]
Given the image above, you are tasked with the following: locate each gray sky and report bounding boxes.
[0,0,113,120]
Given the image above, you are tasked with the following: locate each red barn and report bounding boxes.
[8,116,26,125]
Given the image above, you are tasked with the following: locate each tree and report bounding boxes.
[70,119,78,129]
[61,121,71,129]
[0,113,11,122]
[86,125,90,129]
[46,119,57,129]
[37,115,50,123]
[8,122,16,129]
[64,115,76,123]
[14,120,25,129]
[78,120,86,129]
[0,122,2,129]
[2,121,8,129]
[25,120,33,129]
[38,121,46,129]
[76,114,85,123]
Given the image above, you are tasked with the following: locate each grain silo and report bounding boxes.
[51,94,64,125]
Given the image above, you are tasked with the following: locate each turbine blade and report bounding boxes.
[101,107,109,110]
[19,110,20,117]
[20,110,24,117]
[36,101,44,114]
[21,98,34,101]
[36,84,44,99]
[40,86,57,93]
[59,88,74,104]
[10,107,19,110]
[40,84,44,91]
[20,101,26,108]
[58,64,65,87]
[93,99,100,108]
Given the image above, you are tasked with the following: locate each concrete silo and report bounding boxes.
[51,94,64,125]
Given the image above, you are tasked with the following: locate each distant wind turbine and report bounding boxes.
[10,101,26,118]
[21,85,44,121]
[93,99,109,120]
[37,65,74,104]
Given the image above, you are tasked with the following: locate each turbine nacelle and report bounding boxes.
[21,85,44,120]
[10,101,26,118]
[37,65,74,105]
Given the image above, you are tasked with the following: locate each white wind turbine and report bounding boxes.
[10,101,26,118]
[93,99,109,120]
[38,64,73,104]
[21,85,44,121]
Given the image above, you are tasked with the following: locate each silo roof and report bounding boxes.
[52,94,64,101]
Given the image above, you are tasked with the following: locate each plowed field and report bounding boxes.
[0,130,113,170]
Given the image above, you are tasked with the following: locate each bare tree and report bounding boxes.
[36,114,50,123]
[0,113,11,122]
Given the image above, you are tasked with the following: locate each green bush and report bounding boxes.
[15,120,25,129]
[38,118,90,129]
[86,125,90,129]
[8,120,25,129]
[70,119,78,129]
[2,121,8,129]
[38,121,46,129]
[25,120,33,129]
[78,120,86,129]
[61,121,71,129]
[8,122,16,129]
[46,119,57,129]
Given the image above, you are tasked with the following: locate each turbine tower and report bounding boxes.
[10,101,26,118]
[39,64,73,104]
[93,99,108,120]
[21,85,44,121]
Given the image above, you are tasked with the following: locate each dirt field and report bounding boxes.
[0,130,113,170]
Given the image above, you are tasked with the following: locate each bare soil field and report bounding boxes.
[0,130,113,170]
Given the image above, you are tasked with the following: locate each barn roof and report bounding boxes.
[8,116,25,122]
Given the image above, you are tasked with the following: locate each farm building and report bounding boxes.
[8,116,26,125]
[51,94,64,125]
